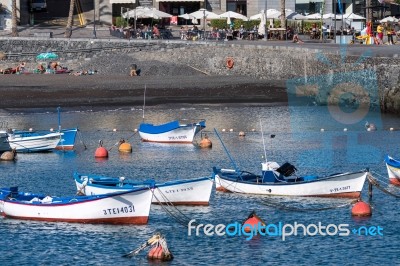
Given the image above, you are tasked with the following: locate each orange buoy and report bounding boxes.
[351,200,372,217]
[199,134,212,148]
[118,142,132,153]
[243,211,266,233]
[226,57,234,69]
[95,140,108,158]
[0,149,16,161]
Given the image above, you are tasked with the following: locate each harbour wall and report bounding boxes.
[0,38,399,114]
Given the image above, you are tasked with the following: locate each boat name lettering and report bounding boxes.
[103,205,135,215]
[168,135,188,140]
[164,187,193,194]
[330,186,350,193]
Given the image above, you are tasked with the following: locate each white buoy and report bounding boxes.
[390,127,394,131]
[113,128,117,132]
[29,128,33,131]
[343,128,347,132]
[50,128,54,132]
[134,128,138,132]
[367,128,371,132]
[222,129,226,132]
[239,131,246,137]
[251,129,255,132]
[229,129,233,132]
[320,128,325,132]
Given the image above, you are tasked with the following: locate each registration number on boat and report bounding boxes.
[330,186,350,193]
[168,136,188,141]
[165,187,193,194]
[103,205,135,215]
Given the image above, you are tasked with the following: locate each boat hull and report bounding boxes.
[385,156,400,186]
[75,174,214,205]
[8,132,62,152]
[139,120,205,143]
[55,128,78,150]
[214,169,367,198]
[0,188,153,224]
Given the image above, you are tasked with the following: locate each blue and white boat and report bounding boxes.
[138,120,206,143]
[7,130,62,152]
[12,128,78,151]
[74,172,214,205]
[0,185,154,224]
[384,155,400,186]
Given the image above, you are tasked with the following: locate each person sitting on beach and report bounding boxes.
[293,34,304,44]
[152,25,161,39]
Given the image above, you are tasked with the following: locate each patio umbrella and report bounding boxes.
[36,52,58,60]
[219,11,248,21]
[344,13,366,20]
[249,9,281,20]
[123,7,172,19]
[189,9,219,30]
[285,9,306,20]
[178,13,196,20]
[380,16,399,23]
[304,13,322,20]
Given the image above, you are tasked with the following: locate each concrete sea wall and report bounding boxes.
[0,38,399,113]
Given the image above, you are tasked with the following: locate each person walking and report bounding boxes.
[377,23,384,44]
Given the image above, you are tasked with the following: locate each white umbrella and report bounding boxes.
[323,13,336,19]
[304,13,322,19]
[227,15,232,25]
[178,13,196,20]
[258,11,266,36]
[189,9,220,19]
[250,9,281,20]
[219,11,248,21]
[123,7,172,19]
[380,16,399,23]
[285,9,305,20]
[344,13,366,20]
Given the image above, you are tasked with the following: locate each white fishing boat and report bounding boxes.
[7,131,62,152]
[213,164,368,198]
[138,120,206,143]
[0,185,153,224]
[74,172,214,205]
[384,155,400,186]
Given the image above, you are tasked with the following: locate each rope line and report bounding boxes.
[367,174,400,198]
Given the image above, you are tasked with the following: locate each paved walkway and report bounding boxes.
[1,25,400,58]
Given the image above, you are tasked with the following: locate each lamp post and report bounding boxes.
[93,0,97,38]
[264,1,268,41]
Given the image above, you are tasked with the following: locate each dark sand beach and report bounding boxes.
[0,74,287,109]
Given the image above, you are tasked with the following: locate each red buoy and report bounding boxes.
[351,201,372,217]
[95,140,108,158]
[243,211,266,233]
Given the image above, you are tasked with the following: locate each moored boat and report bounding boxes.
[0,185,154,224]
[13,128,78,151]
[7,131,62,152]
[213,162,368,198]
[0,131,11,152]
[138,120,206,143]
[74,172,214,205]
[384,155,400,186]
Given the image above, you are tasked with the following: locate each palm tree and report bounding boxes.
[280,0,286,39]
[65,0,75,38]
[11,0,18,37]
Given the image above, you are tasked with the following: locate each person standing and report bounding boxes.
[387,24,395,45]
[377,23,384,44]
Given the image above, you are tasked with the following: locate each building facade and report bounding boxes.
[0,0,396,27]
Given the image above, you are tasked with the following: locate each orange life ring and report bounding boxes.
[226,58,234,69]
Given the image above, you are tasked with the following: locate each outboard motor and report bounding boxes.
[276,162,297,177]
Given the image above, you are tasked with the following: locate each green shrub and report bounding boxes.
[115,17,128,28]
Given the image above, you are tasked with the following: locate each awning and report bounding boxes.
[110,0,136,3]
[156,0,204,2]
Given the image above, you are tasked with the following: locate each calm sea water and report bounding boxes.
[0,104,399,265]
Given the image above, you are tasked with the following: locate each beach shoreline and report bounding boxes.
[0,74,288,110]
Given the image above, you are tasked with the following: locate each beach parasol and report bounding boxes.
[36,52,58,60]
[219,11,248,21]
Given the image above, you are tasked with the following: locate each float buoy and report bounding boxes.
[243,211,266,233]
[199,134,212,148]
[239,131,246,137]
[0,149,16,161]
[119,142,132,153]
[226,57,234,69]
[351,200,372,217]
[95,140,108,158]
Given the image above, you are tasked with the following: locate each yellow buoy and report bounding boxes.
[199,134,212,148]
[1,149,16,161]
[119,142,132,153]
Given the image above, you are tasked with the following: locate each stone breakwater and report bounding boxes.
[0,38,400,114]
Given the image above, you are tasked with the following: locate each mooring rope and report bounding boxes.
[367,173,400,198]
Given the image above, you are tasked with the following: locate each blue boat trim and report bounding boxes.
[385,155,400,168]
